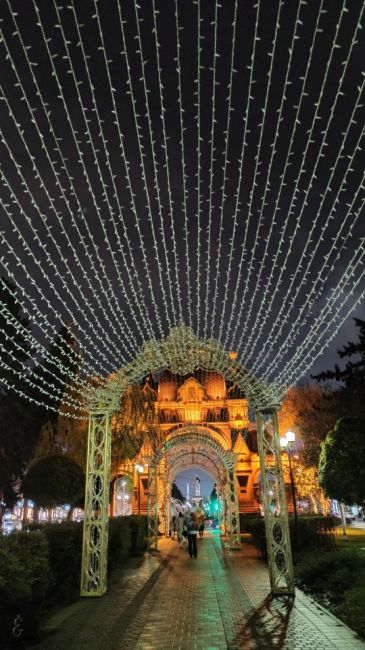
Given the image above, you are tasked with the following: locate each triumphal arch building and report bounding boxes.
[115,369,263,522]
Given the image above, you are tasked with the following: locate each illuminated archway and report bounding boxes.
[147,426,240,550]
[80,327,294,598]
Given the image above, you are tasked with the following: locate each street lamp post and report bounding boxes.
[135,464,144,515]
[280,431,298,548]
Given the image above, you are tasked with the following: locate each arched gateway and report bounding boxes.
[147,427,240,550]
[80,326,294,598]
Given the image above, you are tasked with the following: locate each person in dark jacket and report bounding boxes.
[184,511,198,558]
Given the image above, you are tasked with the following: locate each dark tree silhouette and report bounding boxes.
[171,481,185,502]
[22,454,85,509]
[313,318,365,420]
[0,278,46,505]
[319,417,365,505]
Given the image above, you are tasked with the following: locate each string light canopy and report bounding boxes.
[0,0,364,416]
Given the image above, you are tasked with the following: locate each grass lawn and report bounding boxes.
[334,526,365,551]
[295,528,365,640]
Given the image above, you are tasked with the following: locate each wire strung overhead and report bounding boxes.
[0,0,364,415]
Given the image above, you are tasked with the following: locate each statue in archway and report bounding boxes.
[194,475,201,498]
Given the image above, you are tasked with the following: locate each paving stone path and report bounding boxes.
[31,532,365,650]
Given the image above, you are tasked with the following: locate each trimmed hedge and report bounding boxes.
[21,515,148,606]
[0,530,49,605]
[108,515,148,567]
[42,521,83,604]
[108,516,132,569]
[295,548,364,595]
[245,515,337,557]
[128,515,148,556]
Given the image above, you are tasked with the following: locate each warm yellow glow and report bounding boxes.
[184,409,201,422]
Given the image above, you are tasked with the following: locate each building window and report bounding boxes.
[188,387,196,401]
[237,475,249,493]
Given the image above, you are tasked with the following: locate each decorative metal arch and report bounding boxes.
[166,451,225,485]
[81,326,294,598]
[85,326,284,413]
[162,453,225,539]
[147,427,241,550]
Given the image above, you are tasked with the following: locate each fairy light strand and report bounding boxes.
[195,0,202,336]
[232,0,325,357]
[220,0,261,346]
[174,0,192,328]
[0,155,121,370]
[250,99,365,374]
[0,0,363,413]
[203,0,219,339]
[152,0,183,324]
[1,8,139,357]
[0,275,108,382]
[51,0,153,343]
[226,0,284,348]
[210,0,238,339]
[239,0,356,363]
[233,0,305,351]
[116,0,167,337]
[0,301,99,402]
[134,0,176,329]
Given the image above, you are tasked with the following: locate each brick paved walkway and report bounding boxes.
[31,532,365,650]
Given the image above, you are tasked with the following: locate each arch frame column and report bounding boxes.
[225,468,241,548]
[147,461,159,550]
[80,409,112,597]
[256,408,295,595]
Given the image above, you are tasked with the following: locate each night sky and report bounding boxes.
[175,468,214,502]
[0,0,364,407]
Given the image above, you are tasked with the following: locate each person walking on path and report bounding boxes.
[195,506,205,538]
[171,515,177,539]
[185,511,198,558]
[177,511,184,542]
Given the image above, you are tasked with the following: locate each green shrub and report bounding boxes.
[0,530,49,604]
[339,587,365,638]
[293,516,336,551]
[18,515,146,606]
[128,516,147,556]
[246,515,336,557]
[41,521,83,604]
[296,550,365,639]
[295,549,365,595]
[0,546,32,604]
[108,516,132,569]
[245,517,267,556]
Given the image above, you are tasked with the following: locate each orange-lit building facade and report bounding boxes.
[112,370,276,517]
[58,369,296,519]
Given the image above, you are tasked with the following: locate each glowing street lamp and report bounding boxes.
[135,464,144,515]
[280,431,298,547]
[115,478,131,516]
